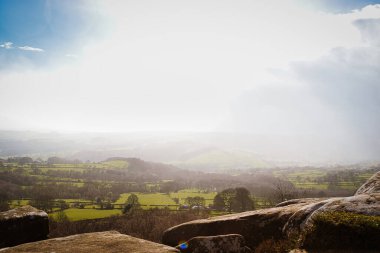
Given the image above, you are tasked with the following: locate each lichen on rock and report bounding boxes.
[0,231,179,253]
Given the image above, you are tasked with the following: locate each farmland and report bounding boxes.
[1,156,378,221]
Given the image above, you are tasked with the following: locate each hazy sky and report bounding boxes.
[0,0,379,138]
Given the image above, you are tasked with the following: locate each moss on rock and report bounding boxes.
[302,211,380,250]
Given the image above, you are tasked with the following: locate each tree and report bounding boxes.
[172,197,179,204]
[221,188,237,213]
[160,181,180,193]
[185,196,205,208]
[0,193,9,211]
[213,187,255,213]
[271,179,297,203]
[28,186,55,212]
[57,200,69,211]
[123,194,140,214]
[233,187,255,212]
[213,193,225,211]
[104,201,114,210]
[54,210,69,222]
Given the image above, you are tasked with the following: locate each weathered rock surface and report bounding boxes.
[355,171,380,195]
[175,234,251,253]
[163,171,380,252]
[289,249,380,253]
[162,202,315,249]
[284,193,380,250]
[0,231,179,253]
[0,205,49,248]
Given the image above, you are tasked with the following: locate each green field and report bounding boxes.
[273,169,373,190]
[100,160,129,169]
[3,159,377,222]
[51,208,121,221]
[56,199,93,203]
[115,193,177,209]
[169,189,216,206]
[292,182,328,190]
[113,189,217,210]
[10,199,30,208]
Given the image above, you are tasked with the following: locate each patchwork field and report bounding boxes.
[50,208,122,221]
[114,193,178,210]
[169,189,216,206]
[2,159,377,221]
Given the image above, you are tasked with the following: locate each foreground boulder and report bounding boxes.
[0,205,49,248]
[163,171,380,252]
[1,231,179,253]
[175,234,251,253]
[284,193,380,251]
[162,201,317,250]
[289,249,380,253]
[355,171,380,195]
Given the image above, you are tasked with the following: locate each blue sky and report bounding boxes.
[0,0,103,69]
[302,0,380,12]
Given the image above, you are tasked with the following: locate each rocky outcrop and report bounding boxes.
[162,201,316,249]
[285,193,380,250]
[289,250,380,253]
[0,205,49,248]
[163,171,380,252]
[175,234,251,253]
[355,171,380,195]
[0,231,179,253]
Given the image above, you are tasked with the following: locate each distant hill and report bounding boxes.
[1,130,379,170]
[103,157,178,174]
[172,148,270,170]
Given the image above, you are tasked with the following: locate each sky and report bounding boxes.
[0,0,380,162]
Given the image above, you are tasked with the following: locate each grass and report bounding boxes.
[101,160,129,169]
[114,193,178,209]
[56,199,92,203]
[169,189,216,206]
[38,167,86,173]
[10,199,30,208]
[292,182,328,190]
[50,208,121,221]
[274,169,374,190]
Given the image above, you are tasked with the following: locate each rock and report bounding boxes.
[289,249,380,253]
[0,205,49,248]
[175,234,251,253]
[163,171,380,252]
[299,194,380,251]
[355,171,380,195]
[0,231,179,253]
[282,193,380,250]
[162,202,315,250]
[289,249,308,253]
[275,198,325,207]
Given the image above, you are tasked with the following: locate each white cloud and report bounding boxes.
[223,16,380,162]
[65,54,78,58]
[354,18,380,47]
[18,46,44,52]
[0,1,379,139]
[0,42,13,49]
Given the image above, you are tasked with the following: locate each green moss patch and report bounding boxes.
[303,211,380,250]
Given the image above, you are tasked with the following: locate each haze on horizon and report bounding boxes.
[1,0,380,164]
